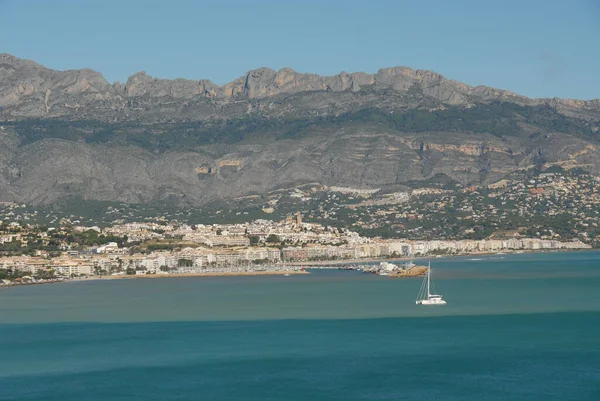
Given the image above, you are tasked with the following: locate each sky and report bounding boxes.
[1,0,599,100]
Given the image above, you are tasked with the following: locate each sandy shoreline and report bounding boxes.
[2,271,309,288]
[75,270,310,281]
[0,279,66,289]
[285,248,594,266]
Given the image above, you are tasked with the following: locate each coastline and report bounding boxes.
[80,270,310,281]
[3,249,597,288]
[2,270,309,288]
[0,279,65,289]
[285,248,597,266]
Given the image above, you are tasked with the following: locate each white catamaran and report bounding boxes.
[415,262,447,305]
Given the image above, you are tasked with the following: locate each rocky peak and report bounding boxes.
[123,71,219,99]
[0,54,111,110]
[124,71,152,96]
[221,67,376,99]
[57,68,111,94]
[0,53,48,72]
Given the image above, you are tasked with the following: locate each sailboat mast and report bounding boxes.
[427,262,431,296]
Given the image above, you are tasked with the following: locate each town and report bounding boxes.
[302,167,600,244]
[1,166,598,286]
[0,205,591,286]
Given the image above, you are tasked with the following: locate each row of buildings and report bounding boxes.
[0,237,590,277]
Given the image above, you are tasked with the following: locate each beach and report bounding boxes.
[285,248,594,266]
[88,270,310,280]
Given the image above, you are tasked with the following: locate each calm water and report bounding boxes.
[1,251,599,400]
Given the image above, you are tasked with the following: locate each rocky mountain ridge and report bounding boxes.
[2,53,599,121]
[0,54,599,207]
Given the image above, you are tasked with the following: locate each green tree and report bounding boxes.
[178,258,193,267]
[35,269,56,280]
[266,234,281,243]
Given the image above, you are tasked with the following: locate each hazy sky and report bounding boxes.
[1,0,599,99]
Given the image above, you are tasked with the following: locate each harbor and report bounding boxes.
[301,261,427,277]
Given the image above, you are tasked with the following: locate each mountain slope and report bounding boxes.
[0,54,599,206]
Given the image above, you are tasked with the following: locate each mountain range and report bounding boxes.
[0,53,599,206]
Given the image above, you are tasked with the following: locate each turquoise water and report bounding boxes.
[1,251,600,400]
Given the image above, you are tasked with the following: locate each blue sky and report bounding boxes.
[1,0,599,99]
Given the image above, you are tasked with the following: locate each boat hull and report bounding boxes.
[416,299,447,305]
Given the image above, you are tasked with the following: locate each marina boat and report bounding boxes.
[415,262,447,305]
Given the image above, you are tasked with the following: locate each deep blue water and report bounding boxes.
[1,251,600,400]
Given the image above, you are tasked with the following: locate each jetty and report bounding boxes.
[361,261,427,277]
[388,264,427,278]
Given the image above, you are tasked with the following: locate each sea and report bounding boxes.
[1,251,599,400]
